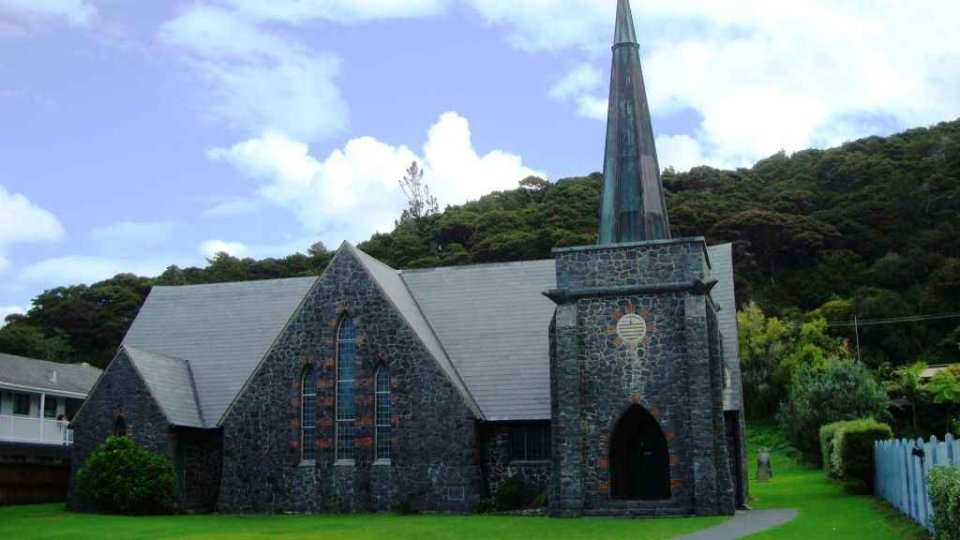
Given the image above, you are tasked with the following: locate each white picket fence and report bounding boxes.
[875,434,960,533]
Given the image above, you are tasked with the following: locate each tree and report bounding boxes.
[737,302,795,419]
[398,161,439,222]
[778,360,890,460]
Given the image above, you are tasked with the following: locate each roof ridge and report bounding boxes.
[400,258,555,274]
[346,244,485,419]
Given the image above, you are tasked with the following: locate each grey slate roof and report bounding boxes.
[402,260,557,421]
[348,245,483,418]
[707,244,743,411]
[116,242,740,426]
[124,347,204,428]
[401,244,741,420]
[122,276,317,427]
[0,352,101,397]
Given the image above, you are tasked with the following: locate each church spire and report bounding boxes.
[598,0,671,245]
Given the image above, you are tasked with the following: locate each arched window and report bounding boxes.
[374,366,391,462]
[336,317,357,462]
[301,365,317,462]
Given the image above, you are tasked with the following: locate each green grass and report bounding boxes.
[0,504,724,540]
[745,423,930,539]
[0,424,934,539]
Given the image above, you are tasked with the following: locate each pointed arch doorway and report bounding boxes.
[610,405,671,500]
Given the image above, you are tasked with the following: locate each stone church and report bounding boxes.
[69,0,746,517]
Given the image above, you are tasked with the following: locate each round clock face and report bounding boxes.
[616,313,648,346]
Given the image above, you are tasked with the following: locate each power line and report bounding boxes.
[827,312,960,328]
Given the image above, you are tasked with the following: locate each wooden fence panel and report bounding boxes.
[875,434,959,535]
[0,464,69,505]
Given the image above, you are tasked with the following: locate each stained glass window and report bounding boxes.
[301,365,317,462]
[336,317,357,462]
[375,366,391,461]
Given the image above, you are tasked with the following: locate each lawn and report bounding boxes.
[0,425,932,540]
[0,505,724,540]
[745,424,930,539]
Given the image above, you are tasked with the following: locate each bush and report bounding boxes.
[929,466,960,540]
[819,419,892,490]
[494,477,525,511]
[819,421,847,478]
[473,498,497,514]
[392,496,417,515]
[530,489,549,508]
[778,360,890,461]
[76,436,176,514]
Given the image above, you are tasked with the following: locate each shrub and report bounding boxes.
[473,498,497,514]
[494,477,525,511]
[821,419,892,490]
[76,436,176,514]
[392,496,417,515]
[929,466,960,540]
[530,489,549,508]
[819,421,848,478]
[778,360,890,461]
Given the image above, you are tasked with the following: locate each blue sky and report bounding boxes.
[1,0,959,321]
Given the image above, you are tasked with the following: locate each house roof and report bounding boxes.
[402,259,557,421]
[122,276,317,427]
[0,352,101,397]
[124,347,205,428]
[116,242,740,426]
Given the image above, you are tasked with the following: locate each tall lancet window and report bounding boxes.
[336,317,357,462]
[300,365,317,462]
[374,366,391,462]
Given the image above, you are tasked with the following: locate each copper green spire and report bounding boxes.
[598,0,671,245]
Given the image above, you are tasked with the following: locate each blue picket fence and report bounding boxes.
[875,434,960,533]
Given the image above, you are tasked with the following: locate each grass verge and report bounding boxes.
[745,423,930,539]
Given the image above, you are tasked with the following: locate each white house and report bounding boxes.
[0,353,101,448]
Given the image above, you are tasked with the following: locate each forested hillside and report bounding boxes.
[2,119,958,370]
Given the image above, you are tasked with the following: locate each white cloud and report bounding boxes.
[0,185,63,271]
[209,111,544,244]
[221,0,451,24]
[549,64,607,120]
[200,239,250,259]
[468,0,960,170]
[0,305,25,326]
[17,256,170,288]
[160,5,347,141]
[0,0,96,27]
[90,221,177,254]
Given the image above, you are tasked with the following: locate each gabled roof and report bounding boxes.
[123,347,205,428]
[115,242,740,426]
[402,260,557,421]
[0,352,101,397]
[347,244,483,418]
[122,276,317,427]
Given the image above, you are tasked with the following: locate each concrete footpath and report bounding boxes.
[673,509,799,540]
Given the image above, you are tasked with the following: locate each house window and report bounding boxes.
[509,422,551,462]
[375,366,391,462]
[13,394,30,416]
[336,317,357,462]
[44,396,58,418]
[301,365,317,462]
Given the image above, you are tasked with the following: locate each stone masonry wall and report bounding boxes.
[217,248,481,513]
[479,422,551,501]
[550,238,737,517]
[67,353,173,511]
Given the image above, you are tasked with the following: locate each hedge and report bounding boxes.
[930,466,960,540]
[819,419,893,489]
[76,436,176,514]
